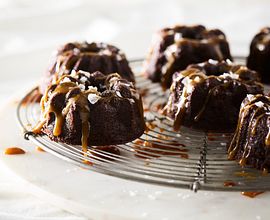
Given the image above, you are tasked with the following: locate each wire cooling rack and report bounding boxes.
[16,57,270,192]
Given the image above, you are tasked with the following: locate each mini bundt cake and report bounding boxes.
[247,27,270,83]
[163,60,263,132]
[40,42,134,94]
[228,94,270,171]
[33,70,145,151]
[143,25,232,89]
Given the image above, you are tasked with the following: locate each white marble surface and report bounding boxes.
[1,0,270,219]
[1,97,270,220]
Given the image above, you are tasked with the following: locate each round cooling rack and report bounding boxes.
[16,57,270,192]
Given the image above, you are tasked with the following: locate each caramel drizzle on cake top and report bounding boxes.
[159,27,226,89]
[33,71,139,152]
[228,94,270,166]
[33,72,100,152]
[52,42,126,84]
[163,61,262,131]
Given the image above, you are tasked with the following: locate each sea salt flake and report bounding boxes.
[257,43,265,51]
[194,76,201,83]
[61,77,71,83]
[221,72,239,79]
[88,93,101,104]
[255,101,264,108]
[186,84,194,94]
[246,94,254,101]
[116,54,123,61]
[226,59,232,64]
[116,90,122,98]
[70,70,77,77]
[87,86,98,93]
[164,44,177,57]
[78,70,90,76]
[208,59,218,65]
[128,98,135,103]
[80,76,88,83]
[102,49,112,56]
[174,33,182,41]
[78,84,85,91]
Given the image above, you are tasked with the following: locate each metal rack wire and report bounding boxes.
[16,58,270,192]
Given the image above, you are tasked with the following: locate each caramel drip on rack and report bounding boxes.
[228,94,270,166]
[33,75,95,152]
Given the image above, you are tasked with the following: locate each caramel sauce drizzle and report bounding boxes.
[4,147,25,155]
[265,129,270,146]
[161,30,226,89]
[54,46,123,84]
[33,75,94,152]
[164,62,262,132]
[251,113,265,135]
[164,71,206,131]
[228,94,270,167]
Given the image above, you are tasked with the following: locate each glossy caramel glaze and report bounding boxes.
[143,24,232,89]
[163,60,263,131]
[33,70,145,151]
[228,94,270,171]
[40,42,134,94]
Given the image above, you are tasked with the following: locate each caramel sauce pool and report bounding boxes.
[36,146,45,152]
[133,140,188,159]
[223,181,237,187]
[4,147,25,155]
[241,191,264,198]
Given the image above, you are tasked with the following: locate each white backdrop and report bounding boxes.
[0,0,270,219]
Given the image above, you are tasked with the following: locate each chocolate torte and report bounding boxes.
[40,42,134,94]
[143,25,232,89]
[228,94,270,171]
[163,60,263,131]
[247,27,270,83]
[33,71,145,151]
